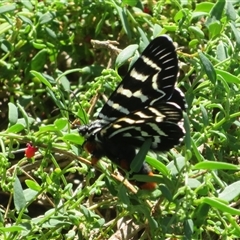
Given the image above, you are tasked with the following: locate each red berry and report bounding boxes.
[25,143,38,158]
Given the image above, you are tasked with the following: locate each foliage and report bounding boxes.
[0,0,240,239]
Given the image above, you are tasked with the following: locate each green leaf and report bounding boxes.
[31,71,53,89]
[194,161,240,170]
[59,76,70,92]
[192,203,210,227]
[115,44,138,69]
[146,156,170,176]
[187,178,201,189]
[206,0,226,27]
[18,15,33,26]
[39,12,55,24]
[216,41,227,61]
[219,181,240,202]
[167,156,186,176]
[216,69,240,84]
[132,174,162,185]
[8,102,18,125]
[225,1,237,21]
[79,65,104,76]
[1,39,13,53]
[63,133,85,145]
[159,184,172,201]
[118,185,130,205]
[54,118,68,130]
[115,6,131,38]
[0,225,26,232]
[194,2,214,13]
[202,197,240,215]
[31,49,48,72]
[0,4,15,14]
[184,219,194,239]
[130,138,152,173]
[188,26,204,39]
[45,27,57,39]
[200,104,209,126]
[122,0,137,7]
[199,52,216,84]
[208,21,222,38]
[25,180,42,192]
[6,123,25,133]
[39,124,58,133]
[229,22,240,48]
[13,176,26,212]
[21,0,34,10]
[24,189,39,202]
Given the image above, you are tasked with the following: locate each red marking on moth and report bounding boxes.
[83,141,100,165]
[138,171,157,190]
[120,159,157,190]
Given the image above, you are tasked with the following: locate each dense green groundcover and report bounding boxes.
[1,0,240,239]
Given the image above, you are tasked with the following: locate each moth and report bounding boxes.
[79,35,187,190]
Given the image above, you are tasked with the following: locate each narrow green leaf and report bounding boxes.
[225,1,237,21]
[45,27,57,39]
[216,69,240,84]
[59,77,70,92]
[184,219,194,239]
[0,225,26,232]
[187,178,201,189]
[199,52,216,84]
[194,161,239,170]
[118,186,130,205]
[219,181,240,202]
[18,15,33,25]
[115,44,138,69]
[229,22,240,48]
[202,197,240,215]
[216,42,227,61]
[159,184,172,201]
[192,203,210,227]
[132,174,162,184]
[0,4,15,14]
[30,71,52,89]
[206,0,226,27]
[13,176,26,212]
[130,138,152,173]
[115,6,131,38]
[39,12,54,25]
[31,49,48,71]
[25,180,42,192]
[200,104,209,126]
[6,123,25,133]
[122,0,137,6]
[146,156,170,176]
[167,156,186,176]
[8,102,18,125]
[1,39,12,53]
[21,0,34,10]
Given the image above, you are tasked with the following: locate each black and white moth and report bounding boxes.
[79,35,187,190]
